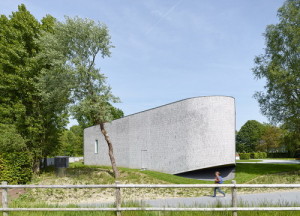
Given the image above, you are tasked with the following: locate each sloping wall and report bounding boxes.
[84,96,235,174]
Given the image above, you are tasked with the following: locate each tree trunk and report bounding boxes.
[99,122,120,179]
[33,158,40,174]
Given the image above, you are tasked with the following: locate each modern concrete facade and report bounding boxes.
[84,96,235,174]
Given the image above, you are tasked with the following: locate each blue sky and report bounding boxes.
[1,0,285,129]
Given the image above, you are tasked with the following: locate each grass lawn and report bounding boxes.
[236,159,263,162]
[62,162,300,185]
[4,162,300,216]
[265,158,297,160]
[233,163,300,184]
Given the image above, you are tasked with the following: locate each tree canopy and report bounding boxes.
[0,5,66,163]
[39,16,121,178]
[236,120,265,153]
[0,5,123,172]
[253,0,300,133]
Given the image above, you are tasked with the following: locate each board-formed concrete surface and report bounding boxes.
[84,96,235,174]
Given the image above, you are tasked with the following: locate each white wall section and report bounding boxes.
[84,96,235,174]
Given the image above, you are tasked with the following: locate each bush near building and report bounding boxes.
[0,152,33,184]
[239,152,267,160]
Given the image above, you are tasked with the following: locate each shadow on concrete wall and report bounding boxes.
[176,164,235,181]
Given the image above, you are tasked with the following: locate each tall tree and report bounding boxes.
[39,17,121,178]
[236,120,265,153]
[256,125,284,152]
[0,5,70,171]
[253,0,300,135]
[59,125,83,156]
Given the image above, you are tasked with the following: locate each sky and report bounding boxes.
[0,0,285,130]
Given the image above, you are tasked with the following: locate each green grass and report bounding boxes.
[233,163,300,183]
[66,161,300,184]
[7,200,300,216]
[141,170,211,184]
[6,211,300,216]
[265,158,297,160]
[69,162,209,184]
[236,159,263,162]
[4,162,300,216]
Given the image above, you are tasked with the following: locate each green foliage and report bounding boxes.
[250,152,267,159]
[235,163,300,183]
[252,152,260,159]
[59,16,117,125]
[0,4,68,163]
[236,120,265,152]
[38,16,122,128]
[253,0,300,134]
[58,125,83,156]
[256,125,284,152]
[109,104,124,120]
[0,152,33,184]
[239,153,251,160]
[0,124,27,153]
[260,152,268,158]
[282,132,300,156]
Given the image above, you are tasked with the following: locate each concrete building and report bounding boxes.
[84,96,235,175]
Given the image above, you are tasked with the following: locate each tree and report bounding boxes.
[39,17,121,178]
[0,124,27,153]
[256,125,284,152]
[59,125,83,156]
[75,103,124,129]
[253,0,300,136]
[0,5,68,171]
[236,120,265,153]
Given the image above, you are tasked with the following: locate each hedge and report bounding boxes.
[239,152,267,160]
[239,153,251,160]
[250,152,267,159]
[0,152,33,184]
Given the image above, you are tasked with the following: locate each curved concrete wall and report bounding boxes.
[84,96,235,174]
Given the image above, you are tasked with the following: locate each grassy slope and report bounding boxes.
[61,162,300,184]
[6,162,300,216]
[234,163,300,183]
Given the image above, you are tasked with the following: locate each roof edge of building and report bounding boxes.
[85,95,235,130]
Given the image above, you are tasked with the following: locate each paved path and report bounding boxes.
[237,159,300,164]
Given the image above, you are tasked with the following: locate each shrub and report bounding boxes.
[253,152,260,159]
[239,153,250,160]
[0,124,27,153]
[261,152,267,158]
[0,152,33,184]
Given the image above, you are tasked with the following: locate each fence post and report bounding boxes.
[231,180,237,216]
[115,181,121,216]
[2,181,8,216]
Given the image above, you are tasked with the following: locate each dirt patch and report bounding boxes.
[0,188,26,203]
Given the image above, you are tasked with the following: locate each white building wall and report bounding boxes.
[84,96,235,174]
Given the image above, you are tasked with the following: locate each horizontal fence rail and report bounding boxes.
[1,207,300,211]
[1,184,300,188]
[1,181,300,216]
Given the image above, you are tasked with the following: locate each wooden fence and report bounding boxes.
[1,181,300,216]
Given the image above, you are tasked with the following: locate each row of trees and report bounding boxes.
[236,120,298,157]
[236,120,283,153]
[0,4,123,177]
